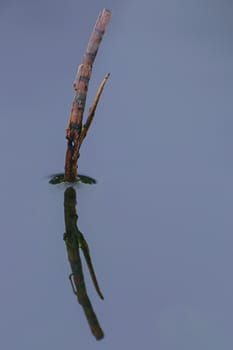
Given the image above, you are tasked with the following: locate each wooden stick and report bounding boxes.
[64,9,111,182]
[73,73,110,161]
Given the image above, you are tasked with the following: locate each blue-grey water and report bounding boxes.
[1,0,233,348]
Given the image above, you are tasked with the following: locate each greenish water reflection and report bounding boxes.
[63,186,104,340]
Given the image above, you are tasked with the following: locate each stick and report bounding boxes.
[73,73,110,161]
[64,9,111,182]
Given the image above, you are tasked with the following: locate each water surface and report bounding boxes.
[1,1,233,349]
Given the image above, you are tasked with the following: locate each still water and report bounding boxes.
[1,1,233,349]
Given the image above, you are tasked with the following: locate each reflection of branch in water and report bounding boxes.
[63,187,104,340]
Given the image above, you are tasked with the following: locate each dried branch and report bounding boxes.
[74,72,110,159]
[64,9,111,182]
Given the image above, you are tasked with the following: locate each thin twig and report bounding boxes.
[74,73,110,158]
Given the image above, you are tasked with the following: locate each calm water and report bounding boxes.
[1,1,233,349]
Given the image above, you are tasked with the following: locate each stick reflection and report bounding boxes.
[63,186,104,340]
